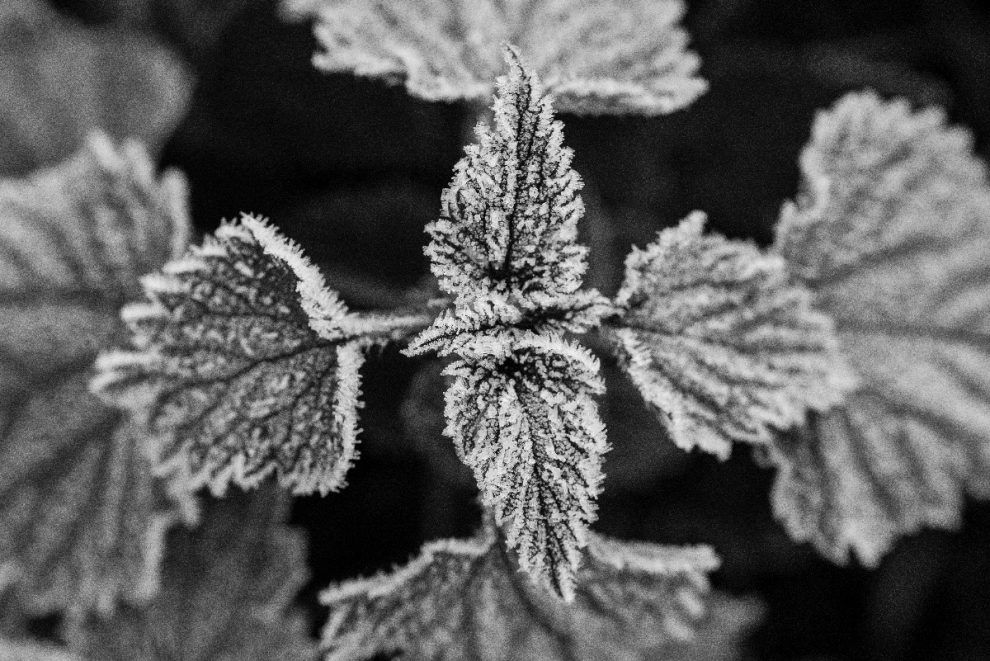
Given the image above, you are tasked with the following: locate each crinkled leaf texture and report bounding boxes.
[321,525,726,661]
[770,91,990,565]
[407,48,612,357]
[444,335,607,600]
[609,212,853,459]
[0,0,192,176]
[94,214,413,496]
[407,53,611,600]
[71,488,317,661]
[284,0,706,115]
[0,134,192,617]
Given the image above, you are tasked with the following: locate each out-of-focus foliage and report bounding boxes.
[0,636,79,661]
[95,215,423,497]
[0,134,192,618]
[66,0,252,60]
[320,524,736,661]
[0,0,192,176]
[771,91,990,566]
[71,488,318,661]
[608,213,853,458]
[283,0,706,115]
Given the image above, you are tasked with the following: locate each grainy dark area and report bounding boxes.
[42,1,990,658]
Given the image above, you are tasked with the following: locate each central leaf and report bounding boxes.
[409,49,611,600]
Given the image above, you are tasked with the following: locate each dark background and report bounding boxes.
[49,1,990,658]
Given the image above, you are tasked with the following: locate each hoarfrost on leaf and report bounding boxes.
[443,334,607,600]
[408,47,612,359]
[0,134,192,618]
[284,0,706,115]
[771,91,990,565]
[71,488,318,661]
[0,0,192,176]
[408,51,612,600]
[320,525,724,661]
[608,212,853,459]
[93,214,404,497]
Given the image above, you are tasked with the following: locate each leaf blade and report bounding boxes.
[94,215,370,496]
[771,91,990,564]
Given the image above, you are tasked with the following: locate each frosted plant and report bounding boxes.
[320,522,723,661]
[768,92,990,566]
[605,212,855,458]
[282,0,706,115]
[0,0,192,176]
[95,214,429,497]
[92,51,852,661]
[0,133,193,619]
[70,488,317,661]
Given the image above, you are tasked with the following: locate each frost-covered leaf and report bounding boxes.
[285,0,706,115]
[93,214,411,496]
[443,334,607,600]
[408,49,611,358]
[770,91,990,565]
[71,488,317,661]
[0,0,192,176]
[609,212,853,459]
[321,525,721,661]
[0,135,192,617]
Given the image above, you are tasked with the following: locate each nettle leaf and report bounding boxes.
[407,53,612,600]
[0,134,192,617]
[608,212,853,459]
[72,488,317,661]
[444,334,607,600]
[321,525,723,661]
[0,0,192,176]
[94,214,412,497]
[284,0,705,115]
[770,91,990,565]
[408,48,611,358]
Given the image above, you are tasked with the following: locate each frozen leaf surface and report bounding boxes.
[408,48,611,359]
[94,215,417,496]
[408,54,611,600]
[444,334,607,599]
[0,0,192,176]
[771,91,990,565]
[72,488,317,661]
[609,213,852,459]
[285,0,706,115]
[321,526,721,661]
[0,135,191,617]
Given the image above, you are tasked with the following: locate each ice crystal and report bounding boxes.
[0,134,191,617]
[320,524,723,661]
[608,213,853,459]
[71,488,317,661]
[406,53,611,600]
[93,214,412,497]
[0,0,192,176]
[284,0,706,115]
[771,91,990,565]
